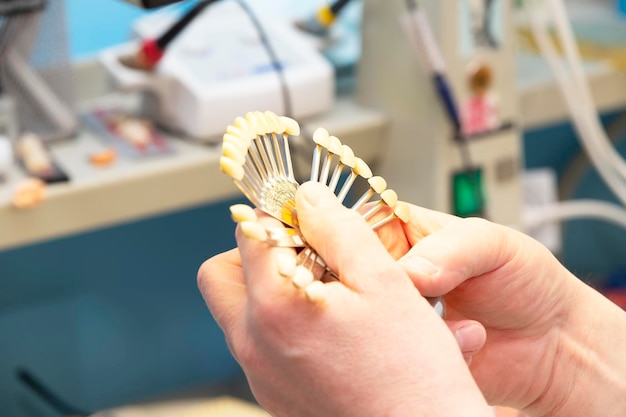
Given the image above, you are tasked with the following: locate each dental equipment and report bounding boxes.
[119,0,221,71]
[100,2,334,142]
[218,110,448,315]
[295,0,354,37]
[218,111,404,273]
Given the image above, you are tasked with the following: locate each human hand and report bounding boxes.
[391,205,626,416]
[198,182,492,417]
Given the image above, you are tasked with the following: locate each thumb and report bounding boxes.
[296,182,401,292]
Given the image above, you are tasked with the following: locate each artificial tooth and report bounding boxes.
[292,266,315,289]
[327,136,343,155]
[265,111,285,134]
[219,156,244,181]
[280,116,300,136]
[222,142,246,165]
[312,127,331,147]
[394,201,411,223]
[369,176,388,193]
[240,221,268,242]
[354,158,373,179]
[380,189,398,207]
[304,280,327,302]
[340,145,356,168]
[229,204,257,223]
[277,253,297,277]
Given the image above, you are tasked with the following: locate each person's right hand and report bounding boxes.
[377,205,626,417]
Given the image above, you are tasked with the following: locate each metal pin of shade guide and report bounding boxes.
[220,111,444,313]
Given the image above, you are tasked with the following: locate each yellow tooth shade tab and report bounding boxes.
[245,112,261,136]
[292,266,315,289]
[222,141,246,165]
[254,111,271,135]
[219,156,244,181]
[313,127,331,147]
[280,116,301,136]
[328,136,343,155]
[277,253,297,277]
[229,204,257,223]
[368,176,387,194]
[232,117,256,140]
[340,145,356,168]
[240,221,268,242]
[354,158,373,179]
[222,133,248,152]
[304,280,327,302]
[265,111,285,134]
[394,202,411,223]
[380,189,398,207]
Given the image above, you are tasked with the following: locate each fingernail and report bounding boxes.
[299,182,338,209]
[455,323,485,353]
[399,256,438,276]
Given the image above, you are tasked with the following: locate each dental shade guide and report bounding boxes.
[220,111,443,312]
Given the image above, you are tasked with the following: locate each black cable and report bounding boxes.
[16,368,91,417]
[330,0,352,15]
[156,0,218,50]
[235,0,293,118]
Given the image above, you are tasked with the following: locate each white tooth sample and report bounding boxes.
[222,141,246,165]
[354,158,373,179]
[277,253,297,277]
[245,112,262,136]
[394,202,411,223]
[223,133,248,153]
[240,221,268,242]
[340,145,356,168]
[351,176,387,210]
[380,189,398,207]
[245,112,274,175]
[292,266,315,289]
[232,117,256,141]
[370,176,388,193]
[229,204,257,223]
[219,156,244,181]
[304,280,327,302]
[280,116,301,136]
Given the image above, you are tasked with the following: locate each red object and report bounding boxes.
[141,38,165,68]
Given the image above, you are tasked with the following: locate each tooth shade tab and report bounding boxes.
[280,116,300,136]
[368,176,387,193]
[292,266,315,289]
[394,202,411,223]
[277,253,297,277]
[254,111,271,135]
[230,204,257,223]
[340,145,356,168]
[223,134,248,152]
[240,221,268,241]
[328,136,343,155]
[354,158,373,179]
[312,127,331,147]
[265,111,285,134]
[380,189,398,207]
[222,142,246,165]
[220,156,244,181]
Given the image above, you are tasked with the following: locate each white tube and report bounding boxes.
[545,0,626,180]
[524,200,626,232]
[527,4,626,206]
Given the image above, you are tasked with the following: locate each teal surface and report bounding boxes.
[0,199,246,416]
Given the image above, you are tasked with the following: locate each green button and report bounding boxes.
[452,168,485,217]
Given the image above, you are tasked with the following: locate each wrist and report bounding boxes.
[528,276,626,417]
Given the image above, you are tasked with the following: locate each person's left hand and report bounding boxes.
[198,182,492,417]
